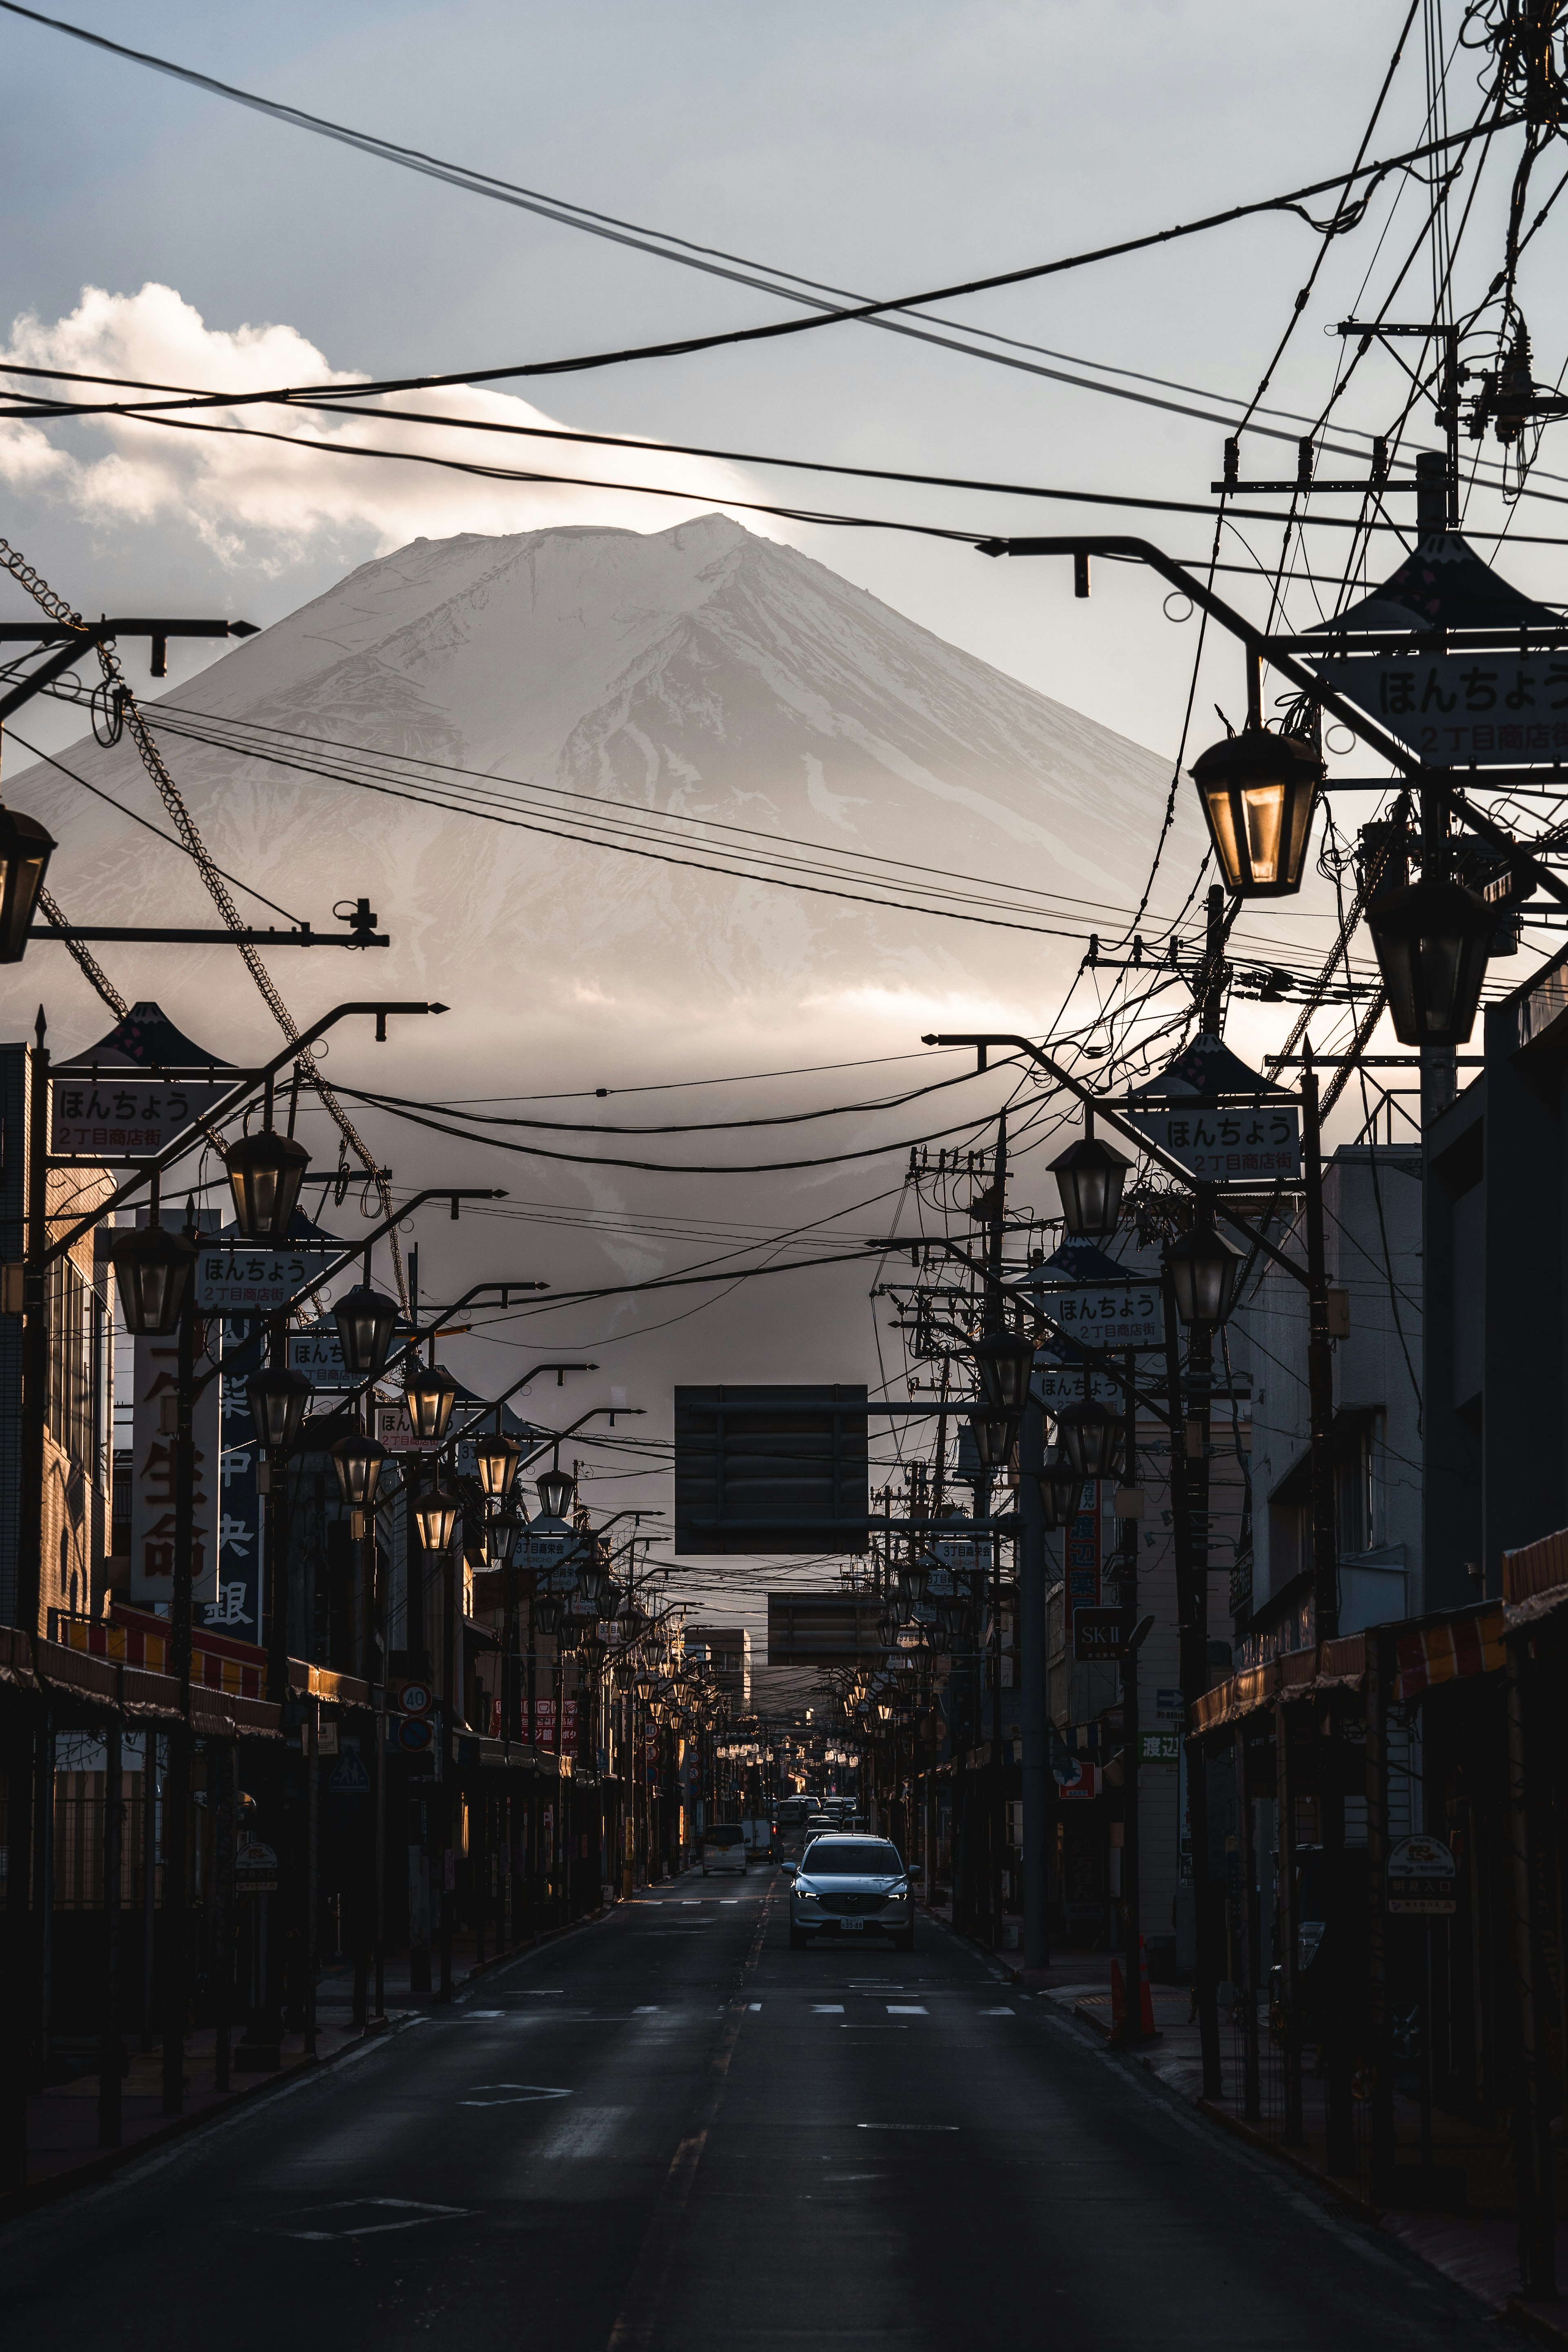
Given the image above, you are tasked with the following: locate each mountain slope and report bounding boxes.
[9,514,1192,1036]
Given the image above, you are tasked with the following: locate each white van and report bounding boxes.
[700,1822,748,1877]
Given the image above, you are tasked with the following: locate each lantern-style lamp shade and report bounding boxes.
[967,1407,1019,1468]
[895,1556,931,1606]
[1058,1398,1123,1481]
[331,1431,386,1511]
[223,1128,310,1240]
[412,1483,461,1553]
[1165,1226,1245,1326]
[1368,874,1493,1047]
[472,1431,519,1501]
[536,1463,575,1521]
[405,1360,459,1445]
[111,1223,197,1336]
[489,1504,525,1564]
[1039,1449,1086,1530]
[1191,726,1324,898]
[332,1282,399,1379]
[0,806,56,961]
[1050,1132,1131,1237]
[578,1548,610,1606]
[247,1365,312,1453]
[535,1593,563,1639]
[972,1329,1037,1415]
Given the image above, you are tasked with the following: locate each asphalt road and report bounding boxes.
[0,1869,1500,2350]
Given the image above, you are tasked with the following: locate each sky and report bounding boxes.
[5,0,1560,752]
[4,0,1561,1665]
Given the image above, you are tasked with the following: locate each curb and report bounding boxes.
[0,2011,419,2225]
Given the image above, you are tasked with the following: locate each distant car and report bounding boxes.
[701,1824,748,1877]
[788,1833,914,1950]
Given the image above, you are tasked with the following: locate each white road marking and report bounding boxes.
[748,2002,763,2011]
[459,2083,573,2107]
[857,2123,957,2132]
[633,2005,661,2013]
[812,2004,845,2013]
[887,2005,927,2015]
[983,2007,1016,2016]
[273,2198,471,2241]
[463,2010,505,2019]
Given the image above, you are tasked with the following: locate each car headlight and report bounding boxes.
[795,1884,820,1904]
[884,1885,908,1903]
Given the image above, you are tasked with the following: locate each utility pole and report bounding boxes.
[987,1112,1008,1950]
[1019,1390,1050,1976]
[1166,1256,1222,2098]
[1118,1350,1144,2042]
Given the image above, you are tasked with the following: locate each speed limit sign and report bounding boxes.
[396,1680,434,1717]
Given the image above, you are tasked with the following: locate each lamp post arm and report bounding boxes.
[44,1001,448,1269]
[922,1030,1312,1291]
[980,534,1568,913]
[443,1365,599,1451]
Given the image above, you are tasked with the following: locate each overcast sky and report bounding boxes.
[4,0,1554,757]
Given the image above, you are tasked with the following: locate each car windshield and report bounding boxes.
[801,1840,902,1877]
[705,1826,742,1846]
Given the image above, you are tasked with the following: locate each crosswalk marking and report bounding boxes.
[887,2005,927,2015]
[984,2006,1016,2016]
[812,2004,846,2013]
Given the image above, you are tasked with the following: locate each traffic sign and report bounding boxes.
[327,1742,372,1795]
[1388,1833,1457,1914]
[235,1836,278,1895]
[391,1717,434,1755]
[396,1680,434,1717]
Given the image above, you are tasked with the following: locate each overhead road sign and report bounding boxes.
[675,1385,870,1554]
[766,1592,884,1667]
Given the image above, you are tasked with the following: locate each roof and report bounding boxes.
[74,1001,234,1070]
[1124,1033,1292,1104]
[1309,532,1559,635]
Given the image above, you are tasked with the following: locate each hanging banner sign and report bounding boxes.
[1126,1104,1300,1185]
[195,1241,340,1316]
[129,1332,220,1610]
[1063,1483,1102,1633]
[287,1321,353,1389]
[1038,1278,1164,1352]
[49,1078,225,1160]
[1032,1358,1118,1410]
[1313,651,1568,770]
[212,1318,264,1638]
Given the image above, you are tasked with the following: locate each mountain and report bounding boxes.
[7,515,1187,1050]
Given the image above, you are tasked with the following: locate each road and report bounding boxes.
[0,1868,1495,2349]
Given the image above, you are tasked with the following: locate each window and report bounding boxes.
[47,1254,104,1483]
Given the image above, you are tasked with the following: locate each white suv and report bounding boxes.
[700,1823,748,1876]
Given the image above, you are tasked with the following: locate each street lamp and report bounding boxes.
[472,1430,520,1503]
[1057,1398,1123,1480]
[971,1329,1036,1415]
[224,1127,310,1240]
[1039,1449,1085,1530]
[332,1280,399,1378]
[535,1592,563,1639]
[1164,1226,1244,1326]
[966,1407,1018,1469]
[578,1547,610,1609]
[246,1365,312,1454]
[330,1430,387,1511]
[1367,872,1494,1047]
[405,1359,459,1446]
[536,1460,575,1521]
[0,806,56,960]
[1191,726,1323,898]
[1050,1111,1131,1237]
[490,1503,525,1564]
[412,1483,461,1554]
[895,1556,931,1607]
[110,1222,197,1335]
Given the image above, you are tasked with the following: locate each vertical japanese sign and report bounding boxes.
[210,1318,265,1636]
[1062,1478,1100,1634]
[129,1334,220,1610]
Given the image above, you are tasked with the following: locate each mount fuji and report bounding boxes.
[6,514,1188,1060]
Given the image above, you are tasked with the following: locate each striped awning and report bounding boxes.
[1394,1607,1505,1701]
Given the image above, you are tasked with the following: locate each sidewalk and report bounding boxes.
[1045,1980,1568,2333]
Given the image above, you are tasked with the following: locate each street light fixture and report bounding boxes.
[971,1328,1036,1415]
[1049,1111,1131,1237]
[1191,725,1323,898]
[536,1460,575,1521]
[1367,872,1494,1047]
[404,1359,459,1446]
[966,1407,1018,1469]
[110,1222,197,1335]
[330,1430,387,1511]
[0,806,56,960]
[246,1365,312,1454]
[1058,1398,1123,1481]
[472,1430,520,1502]
[578,1548,610,1609]
[1164,1226,1245,1326]
[535,1593,564,1639]
[1039,1449,1085,1529]
[332,1280,399,1378]
[224,1127,310,1240]
[411,1483,461,1554]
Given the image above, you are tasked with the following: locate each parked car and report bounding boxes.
[701,1823,748,1877]
[788,1833,914,1950]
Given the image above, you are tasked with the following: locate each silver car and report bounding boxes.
[788,1833,915,1951]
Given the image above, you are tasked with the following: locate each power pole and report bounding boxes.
[1118,1350,1145,2040]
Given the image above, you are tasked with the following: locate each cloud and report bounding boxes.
[0,283,779,570]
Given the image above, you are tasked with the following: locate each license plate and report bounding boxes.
[842,1918,865,1931]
